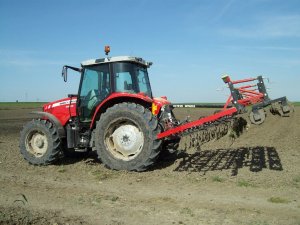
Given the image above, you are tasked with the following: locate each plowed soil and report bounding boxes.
[0,106,299,225]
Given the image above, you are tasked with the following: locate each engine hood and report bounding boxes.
[43,97,77,126]
[43,97,77,111]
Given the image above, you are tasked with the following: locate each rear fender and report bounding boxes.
[90,93,153,129]
[30,111,66,138]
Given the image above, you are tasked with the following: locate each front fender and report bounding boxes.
[30,111,66,138]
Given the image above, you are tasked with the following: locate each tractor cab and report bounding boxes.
[79,56,153,122]
[63,55,154,122]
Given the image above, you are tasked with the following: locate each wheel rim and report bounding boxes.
[25,130,48,157]
[104,120,144,161]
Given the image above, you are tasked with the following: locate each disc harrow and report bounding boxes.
[156,75,292,150]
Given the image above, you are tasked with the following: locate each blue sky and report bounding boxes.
[0,0,299,102]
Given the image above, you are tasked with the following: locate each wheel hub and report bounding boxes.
[26,132,48,157]
[34,136,44,148]
[107,124,144,160]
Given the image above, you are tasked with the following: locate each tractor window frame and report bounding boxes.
[111,62,153,98]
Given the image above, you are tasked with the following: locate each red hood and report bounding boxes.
[43,97,77,112]
[43,97,77,126]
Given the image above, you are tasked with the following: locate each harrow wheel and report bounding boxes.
[270,102,293,117]
[249,109,266,125]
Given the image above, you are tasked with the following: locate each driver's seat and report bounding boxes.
[87,89,98,111]
[81,89,98,122]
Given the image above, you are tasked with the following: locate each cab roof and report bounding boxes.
[81,56,152,68]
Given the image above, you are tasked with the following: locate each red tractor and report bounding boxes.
[19,46,291,171]
[20,47,179,171]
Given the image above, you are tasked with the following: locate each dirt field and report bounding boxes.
[0,106,299,225]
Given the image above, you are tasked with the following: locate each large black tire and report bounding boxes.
[19,119,63,165]
[95,102,162,171]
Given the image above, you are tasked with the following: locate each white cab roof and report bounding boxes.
[81,56,152,67]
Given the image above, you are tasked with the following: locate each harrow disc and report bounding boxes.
[249,109,266,125]
[270,102,294,117]
[178,116,234,150]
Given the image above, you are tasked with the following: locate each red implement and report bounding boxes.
[157,107,237,139]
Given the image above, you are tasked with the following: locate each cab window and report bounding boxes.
[79,64,110,121]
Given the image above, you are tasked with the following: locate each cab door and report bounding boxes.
[78,64,110,122]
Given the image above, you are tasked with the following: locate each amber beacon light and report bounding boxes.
[105,46,110,55]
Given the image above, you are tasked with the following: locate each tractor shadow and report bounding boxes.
[57,150,100,166]
[57,146,283,176]
[158,146,283,176]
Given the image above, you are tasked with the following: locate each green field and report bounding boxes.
[293,102,300,106]
[0,102,47,110]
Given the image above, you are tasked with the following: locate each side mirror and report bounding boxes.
[61,65,81,82]
[62,66,68,82]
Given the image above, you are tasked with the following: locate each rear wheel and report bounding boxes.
[19,119,62,165]
[95,102,162,171]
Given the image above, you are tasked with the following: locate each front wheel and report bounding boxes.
[19,119,63,165]
[95,103,162,171]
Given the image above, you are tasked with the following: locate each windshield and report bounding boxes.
[112,62,152,98]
